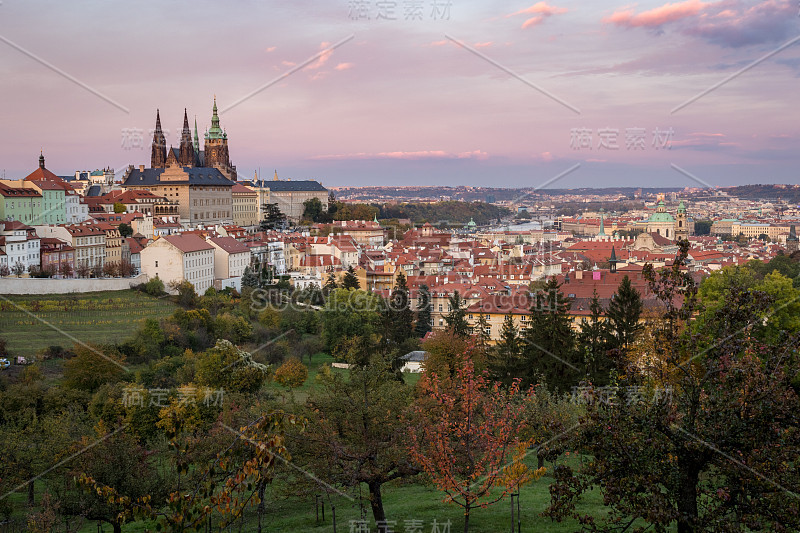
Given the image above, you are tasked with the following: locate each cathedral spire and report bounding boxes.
[193,117,200,153]
[151,109,167,168]
[208,96,223,139]
[179,108,194,167]
[39,150,45,169]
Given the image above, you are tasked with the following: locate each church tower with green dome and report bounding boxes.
[646,198,676,240]
[203,96,236,180]
[675,200,689,241]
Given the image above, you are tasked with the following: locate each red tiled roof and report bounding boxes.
[161,234,214,253]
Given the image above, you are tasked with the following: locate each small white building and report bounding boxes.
[400,351,428,373]
[0,221,40,272]
[208,236,251,291]
[141,234,215,293]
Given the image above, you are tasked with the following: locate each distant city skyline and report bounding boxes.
[1,0,798,188]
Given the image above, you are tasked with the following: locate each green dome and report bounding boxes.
[649,212,675,222]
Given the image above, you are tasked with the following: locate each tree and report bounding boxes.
[171,279,198,307]
[342,265,360,290]
[241,265,259,289]
[63,344,126,392]
[195,339,270,394]
[444,290,470,337]
[299,355,417,531]
[545,240,800,533]
[606,275,643,353]
[260,202,286,231]
[414,283,432,338]
[76,263,91,278]
[474,312,491,350]
[11,261,25,277]
[521,277,579,391]
[302,197,324,223]
[407,359,544,532]
[118,222,133,238]
[113,202,125,213]
[576,290,613,385]
[322,288,383,355]
[490,313,523,386]
[323,272,338,295]
[143,275,165,296]
[0,264,9,277]
[387,271,414,345]
[693,219,712,235]
[274,357,308,391]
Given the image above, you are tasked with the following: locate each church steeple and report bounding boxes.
[38,150,45,169]
[193,117,200,155]
[151,109,167,168]
[179,108,194,167]
[207,96,223,139]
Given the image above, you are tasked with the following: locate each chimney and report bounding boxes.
[139,165,145,172]
[576,269,583,280]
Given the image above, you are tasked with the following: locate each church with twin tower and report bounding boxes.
[150,97,237,181]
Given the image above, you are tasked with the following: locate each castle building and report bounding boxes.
[123,98,236,227]
[149,98,237,181]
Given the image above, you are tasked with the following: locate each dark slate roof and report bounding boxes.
[401,350,428,362]
[250,179,327,192]
[123,167,234,187]
[86,185,103,197]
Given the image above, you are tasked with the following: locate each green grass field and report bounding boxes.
[0,290,177,357]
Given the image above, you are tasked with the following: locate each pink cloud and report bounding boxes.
[265,46,277,53]
[474,42,493,48]
[304,42,334,71]
[335,62,354,71]
[506,2,568,29]
[309,150,489,161]
[428,40,448,46]
[603,0,707,28]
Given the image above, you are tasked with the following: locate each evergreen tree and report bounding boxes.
[474,312,491,350]
[342,265,360,290]
[521,277,579,391]
[241,266,259,289]
[415,284,432,338]
[259,202,286,231]
[606,275,643,351]
[444,291,471,338]
[388,272,415,344]
[323,272,338,295]
[576,289,613,385]
[490,313,523,386]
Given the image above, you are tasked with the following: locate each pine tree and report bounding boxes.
[389,272,415,344]
[521,277,579,391]
[323,272,338,295]
[606,275,643,351]
[490,313,522,386]
[474,313,491,350]
[342,265,360,290]
[444,291,471,338]
[415,284,432,338]
[577,289,613,385]
[241,266,258,289]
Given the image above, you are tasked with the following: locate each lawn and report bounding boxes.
[0,290,177,357]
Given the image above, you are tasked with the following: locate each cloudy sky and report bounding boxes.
[0,0,798,189]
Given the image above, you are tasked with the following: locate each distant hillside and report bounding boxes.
[377,201,510,225]
[723,184,800,204]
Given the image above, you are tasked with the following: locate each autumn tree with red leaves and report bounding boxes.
[407,359,544,533]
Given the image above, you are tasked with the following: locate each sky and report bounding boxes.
[0,0,798,189]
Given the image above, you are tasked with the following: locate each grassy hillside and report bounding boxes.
[0,290,177,357]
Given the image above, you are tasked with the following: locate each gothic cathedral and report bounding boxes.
[150,97,237,181]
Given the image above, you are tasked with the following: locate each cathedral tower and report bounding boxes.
[151,109,167,168]
[203,97,235,179]
[179,109,194,167]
